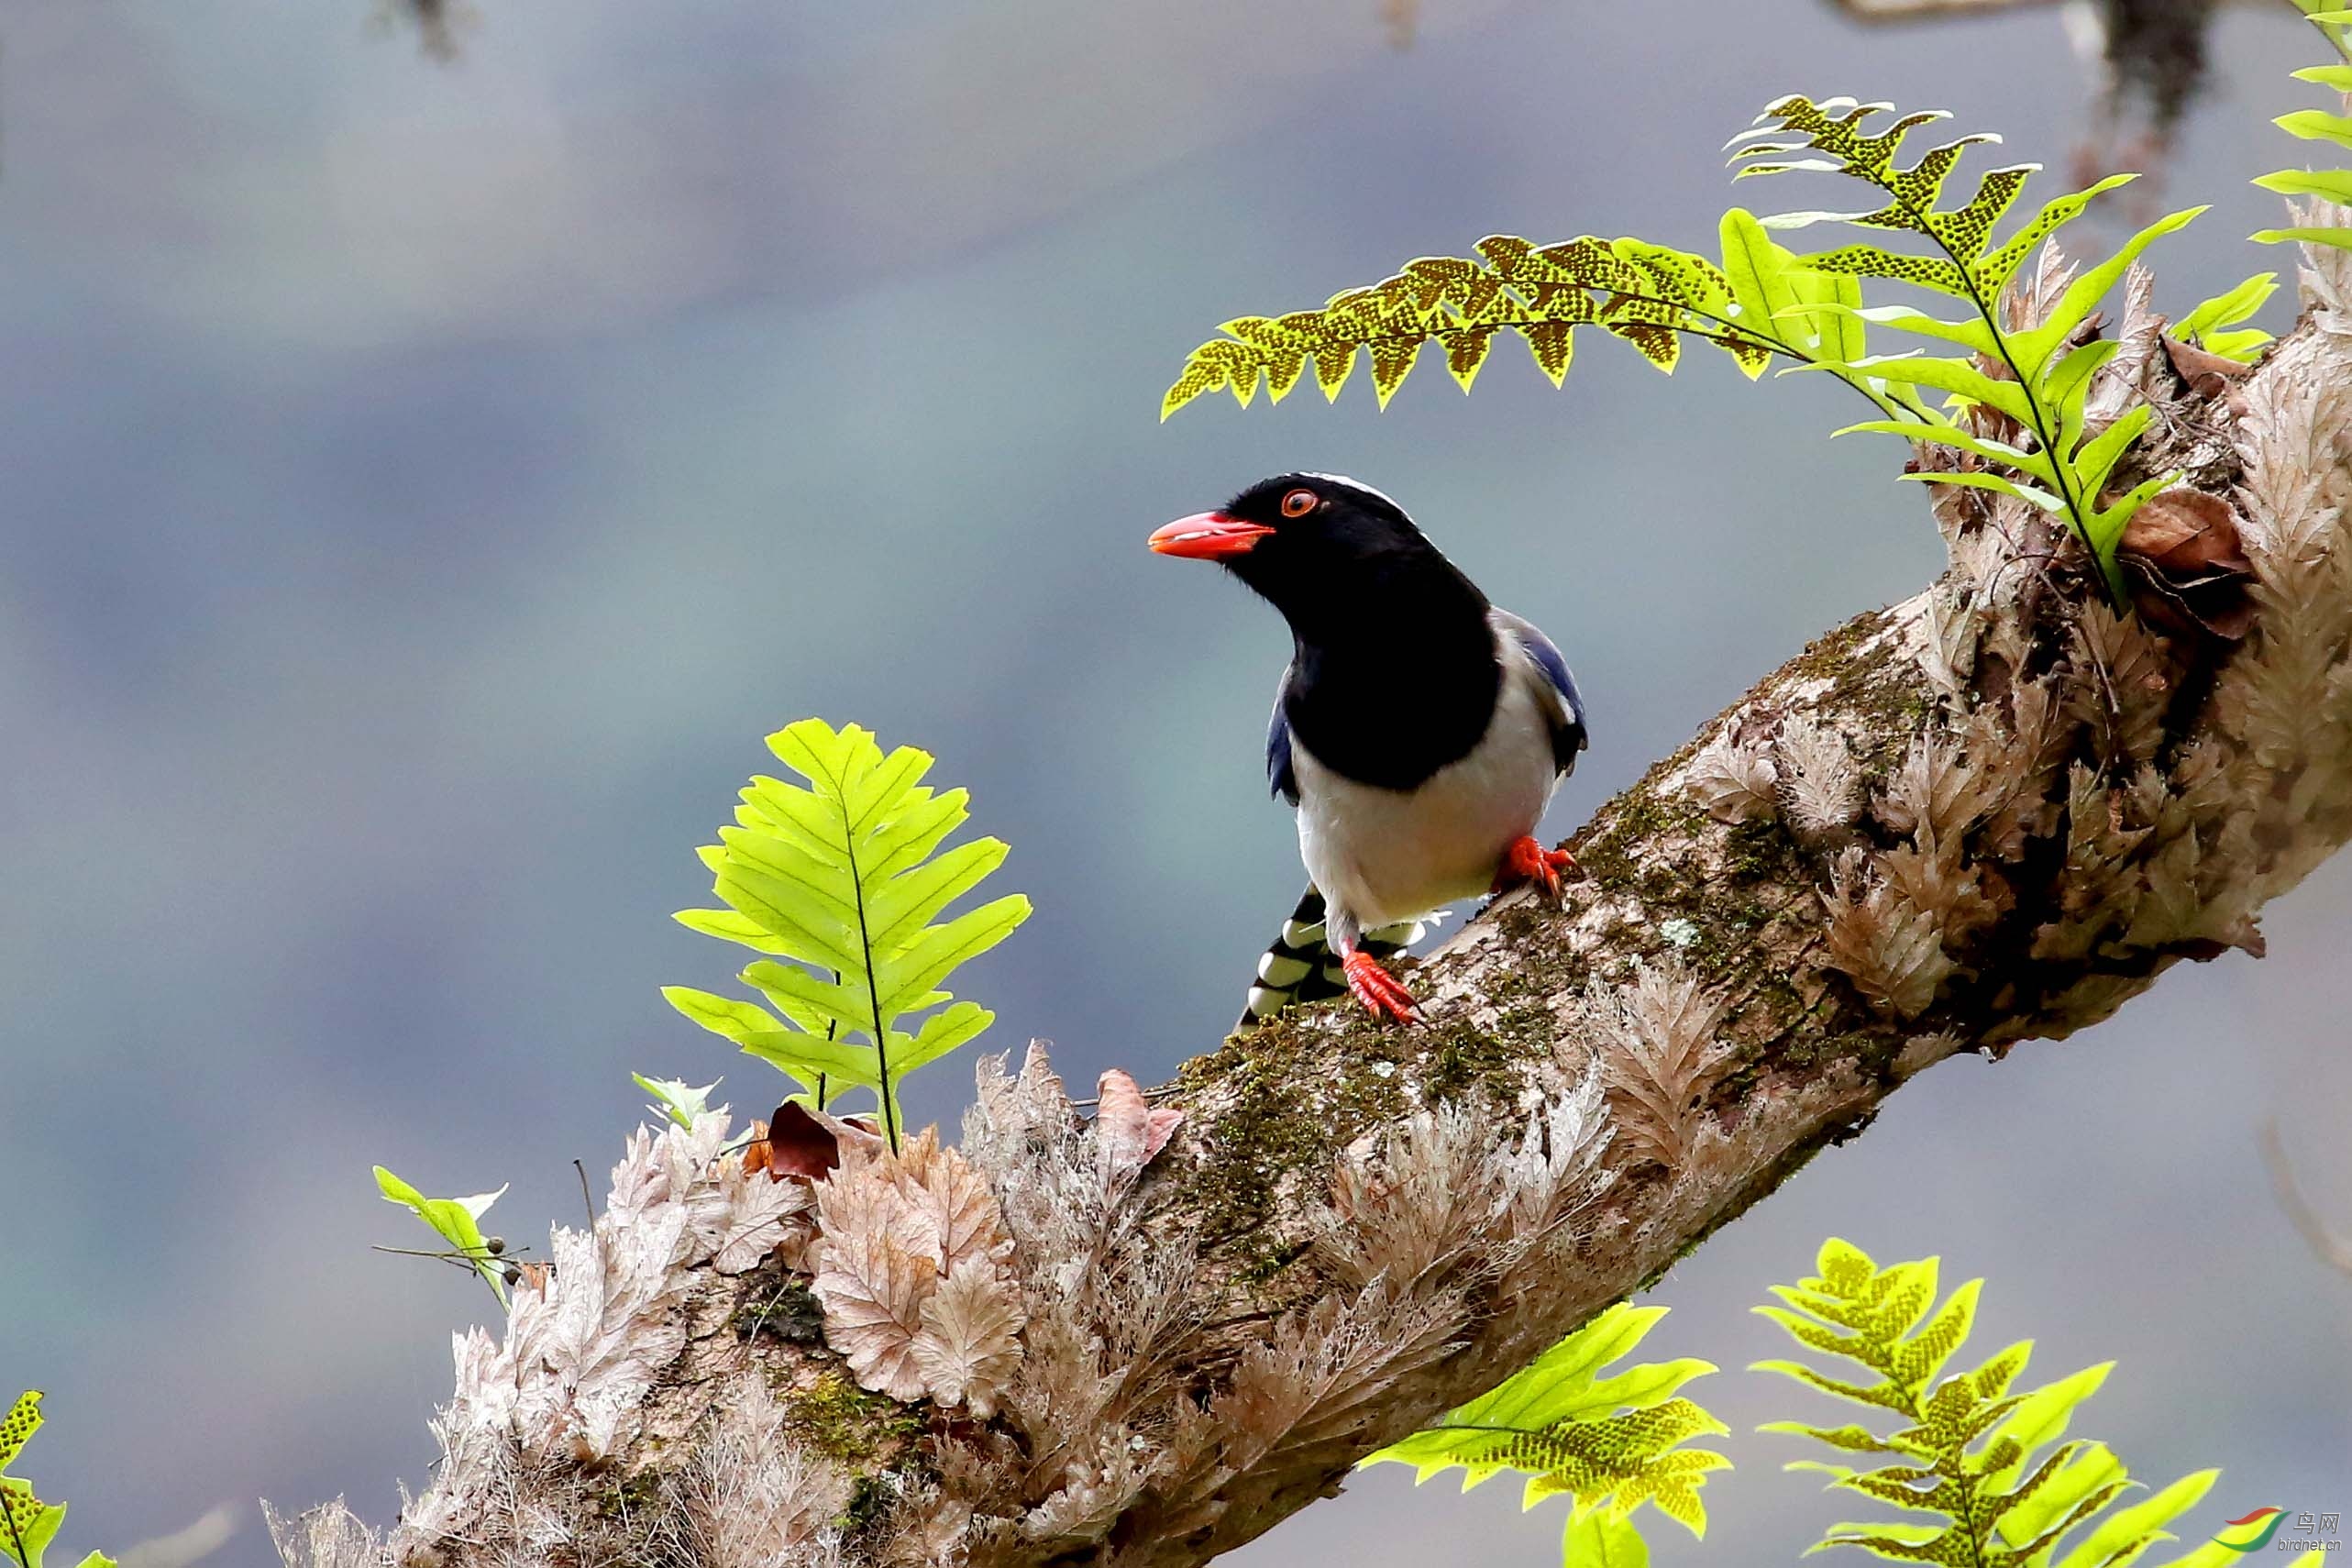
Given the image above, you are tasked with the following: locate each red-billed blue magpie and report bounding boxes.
[1150,473,1587,1026]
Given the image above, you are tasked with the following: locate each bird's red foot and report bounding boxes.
[1342,949,1421,1024]
[1493,835,1578,899]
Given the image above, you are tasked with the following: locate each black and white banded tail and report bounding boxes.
[1240,887,1427,1027]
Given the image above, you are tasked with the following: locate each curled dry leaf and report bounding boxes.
[1094,1068,1183,1196]
[2161,332,2256,401]
[741,1119,771,1178]
[764,1101,883,1182]
[2116,489,2255,642]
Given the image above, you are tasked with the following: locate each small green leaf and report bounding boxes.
[1562,1507,1651,1568]
[633,1074,722,1129]
[2274,108,2352,150]
[374,1166,508,1305]
[2254,167,2352,203]
[2252,225,2352,251]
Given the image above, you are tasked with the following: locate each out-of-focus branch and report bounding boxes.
[2261,1118,2352,1277]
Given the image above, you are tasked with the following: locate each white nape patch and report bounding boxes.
[1298,471,1406,513]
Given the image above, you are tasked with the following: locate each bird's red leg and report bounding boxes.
[1493,834,1578,899]
[1342,949,1421,1025]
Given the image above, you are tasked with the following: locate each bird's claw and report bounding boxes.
[1342,949,1421,1025]
[1494,835,1579,900]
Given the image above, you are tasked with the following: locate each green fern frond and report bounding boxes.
[2173,273,2278,362]
[1364,1304,1729,1566]
[1731,95,2198,602]
[1756,1240,2230,1568]
[664,719,1031,1151]
[373,1166,510,1306]
[1162,224,1902,418]
[2253,13,2352,254]
[0,1395,114,1568]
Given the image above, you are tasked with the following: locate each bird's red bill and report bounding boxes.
[1149,512,1276,559]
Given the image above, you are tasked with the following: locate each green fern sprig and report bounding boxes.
[0,1394,114,1568]
[2253,7,2352,254]
[1364,1303,1730,1568]
[663,719,1031,1152]
[1161,222,1902,418]
[1756,1239,2236,1568]
[1732,95,2200,602]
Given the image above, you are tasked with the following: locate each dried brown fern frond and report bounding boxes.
[1583,961,1736,1170]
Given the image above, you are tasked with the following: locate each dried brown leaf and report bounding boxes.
[1686,733,1778,823]
[1821,849,1956,1019]
[1095,1069,1183,1196]
[912,1264,1027,1419]
[1775,714,1861,839]
[811,1222,934,1402]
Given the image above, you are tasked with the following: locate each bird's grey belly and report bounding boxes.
[1290,679,1557,930]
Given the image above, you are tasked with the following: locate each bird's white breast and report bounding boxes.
[1290,644,1560,933]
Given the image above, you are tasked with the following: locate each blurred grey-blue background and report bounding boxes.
[0,1,2345,1561]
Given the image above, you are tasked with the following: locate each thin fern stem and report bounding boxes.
[811,749,900,1153]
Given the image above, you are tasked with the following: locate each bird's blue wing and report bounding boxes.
[1266,688,1299,803]
[1495,609,1588,776]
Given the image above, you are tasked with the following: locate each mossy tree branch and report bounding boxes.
[274,242,2352,1568]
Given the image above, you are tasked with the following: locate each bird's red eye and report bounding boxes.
[1280,488,1319,518]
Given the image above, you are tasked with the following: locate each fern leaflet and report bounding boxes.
[2173,273,2278,363]
[0,1394,114,1568]
[1364,1303,1729,1567]
[1755,1239,2237,1568]
[374,1165,511,1306]
[664,719,1031,1152]
[2253,8,2352,254]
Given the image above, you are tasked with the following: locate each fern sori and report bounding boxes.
[1364,1303,1729,1568]
[664,719,1031,1152]
[1756,1239,2236,1568]
[1731,95,2198,601]
[1161,219,1890,418]
[0,1394,114,1568]
[2253,6,2352,254]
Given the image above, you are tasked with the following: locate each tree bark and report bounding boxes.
[271,248,2352,1568]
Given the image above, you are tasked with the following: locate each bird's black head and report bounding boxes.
[1149,473,1475,642]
